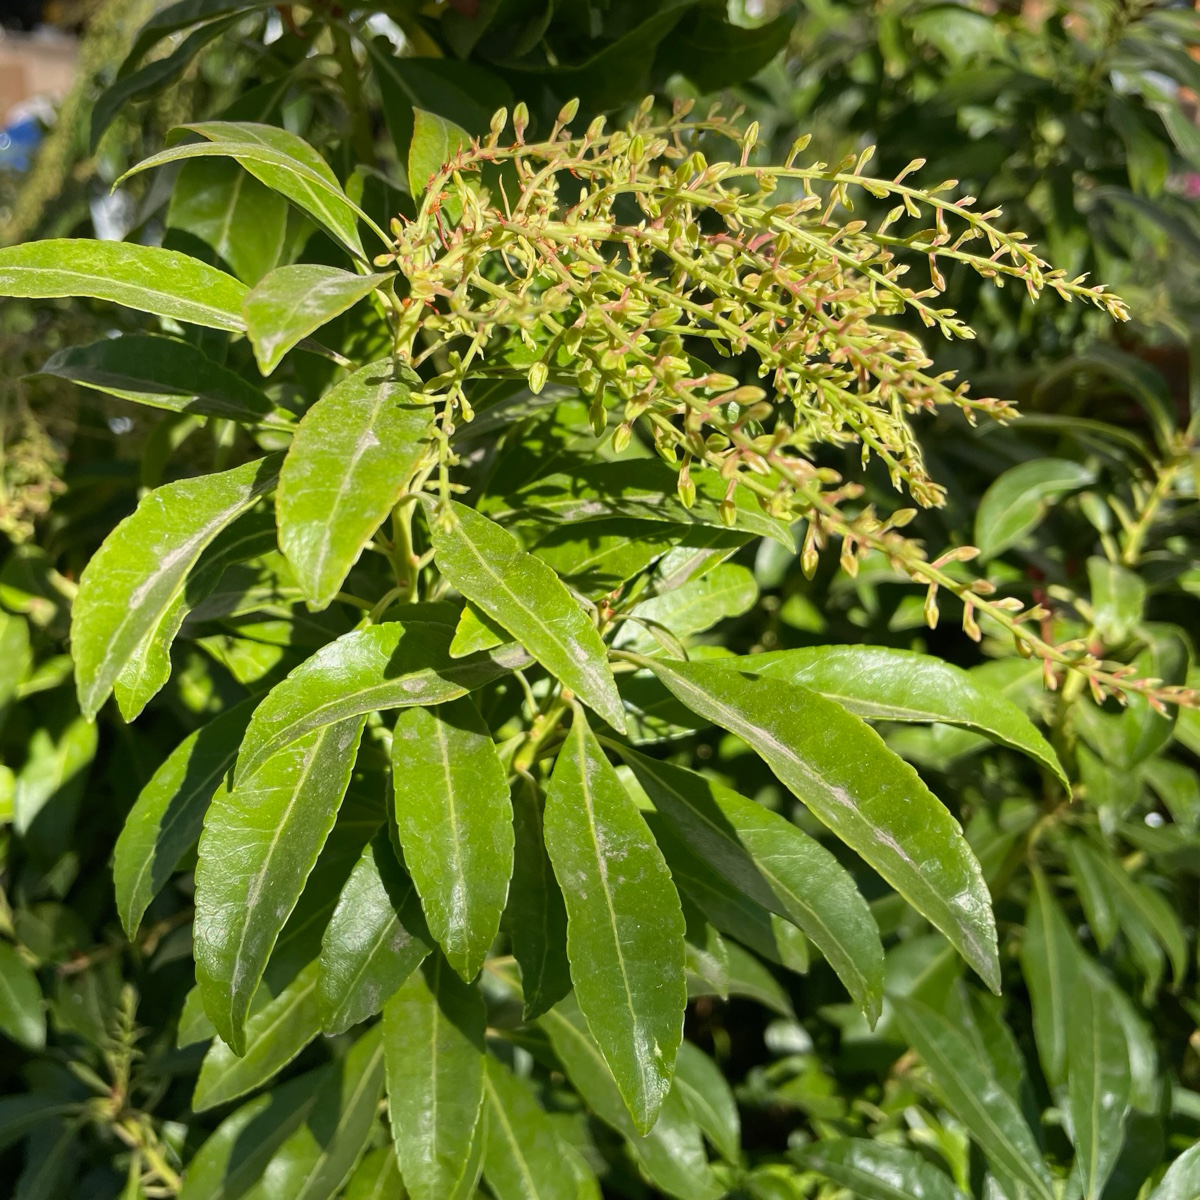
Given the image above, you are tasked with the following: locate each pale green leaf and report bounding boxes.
[618,564,758,652]
[426,498,625,732]
[408,108,469,200]
[974,458,1096,559]
[1087,557,1146,645]
[1148,1143,1200,1200]
[392,696,513,980]
[544,709,686,1133]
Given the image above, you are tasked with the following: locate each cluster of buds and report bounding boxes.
[379,96,1127,519]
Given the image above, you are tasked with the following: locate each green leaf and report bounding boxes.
[531,520,680,597]
[1094,854,1189,990]
[37,335,275,423]
[1020,870,1079,1089]
[178,1068,324,1200]
[195,717,365,1054]
[121,122,376,258]
[620,750,883,1024]
[450,601,508,658]
[277,361,432,606]
[1148,1143,1200,1200]
[168,156,288,284]
[0,240,248,332]
[245,1025,386,1200]
[974,458,1096,559]
[408,108,469,201]
[0,942,44,1051]
[244,267,391,377]
[1067,970,1131,1200]
[659,8,792,92]
[791,1139,967,1200]
[120,0,271,76]
[341,1146,403,1200]
[235,618,525,779]
[193,960,320,1111]
[71,454,280,720]
[486,460,793,549]
[0,1096,74,1153]
[113,697,255,937]
[506,775,571,1020]
[544,709,687,1133]
[318,830,431,1034]
[383,956,486,1200]
[392,696,513,980]
[482,1054,599,1200]
[673,1042,740,1165]
[735,645,1067,787]
[1064,839,1119,951]
[892,995,1054,1200]
[426,499,625,732]
[642,658,999,992]
[539,996,722,1200]
[1087,557,1146,645]
[619,564,758,652]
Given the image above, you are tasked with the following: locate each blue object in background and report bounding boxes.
[0,113,44,172]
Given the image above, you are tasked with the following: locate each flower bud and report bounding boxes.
[528,361,548,395]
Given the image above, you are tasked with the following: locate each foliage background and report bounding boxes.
[1,1,1200,1198]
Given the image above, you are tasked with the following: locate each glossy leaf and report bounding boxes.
[643,658,1000,992]
[246,1025,386,1200]
[543,709,686,1133]
[538,996,722,1200]
[426,498,625,732]
[974,458,1096,559]
[1148,1143,1200,1200]
[792,1138,967,1200]
[735,645,1067,786]
[195,717,365,1053]
[37,335,275,423]
[122,122,374,258]
[893,995,1054,1200]
[506,775,572,1019]
[0,942,44,1051]
[317,830,431,1035]
[235,618,525,780]
[244,267,391,376]
[168,156,288,284]
[1088,556,1146,645]
[0,239,248,331]
[113,697,255,937]
[1020,870,1079,1089]
[193,960,321,1111]
[1064,838,1119,951]
[1068,970,1131,1200]
[449,601,508,658]
[482,1054,599,1200]
[619,564,758,652]
[621,750,883,1023]
[408,108,469,200]
[392,696,513,980]
[341,1146,403,1200]
[71,454,280,719]
[382,956,486,1200]
[1095,854,1188,989]
[673,1042,740,1164]
[277,360,432,605]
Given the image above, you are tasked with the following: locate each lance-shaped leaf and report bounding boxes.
[543,709,686,1133]
[114,697,256,936]
[1020,870,1079,1089]
[485,460,793,548]
[673,1042,740,1165]
[37,335,275,423]
[193,960,321,1111]
[244,267,392,376]
[409,108,469,200]
[620,750,883,1024]
[734,646,1067,786]
[114,511,278,722]
[248,1025,386,1200]
[235,619,527,779]
[483,1055,600,1200]
[1068,970,1131,1200]
[426,499,625,732]
[791,1139,968,1200]
[277,360,432,606]
[539,997,722,1200]
[318,830,432,1035]
[382,956,486,1200]
[0,942,44,1051]
[0,239,248,331]
[120,122,378,258]
[1149,1144,1200,1200]
[1093,852,1189,989]
[506,775,572,1020]
[195,716,365,1054]
[975,458,1096,559]
[1065,839,1118,950]
[119,0,271,77]
[642,658,1000,992]
[392,697,512,981]
[71,454,281,720]
[893,996,1054,1200]
[342,1146,403,1200]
